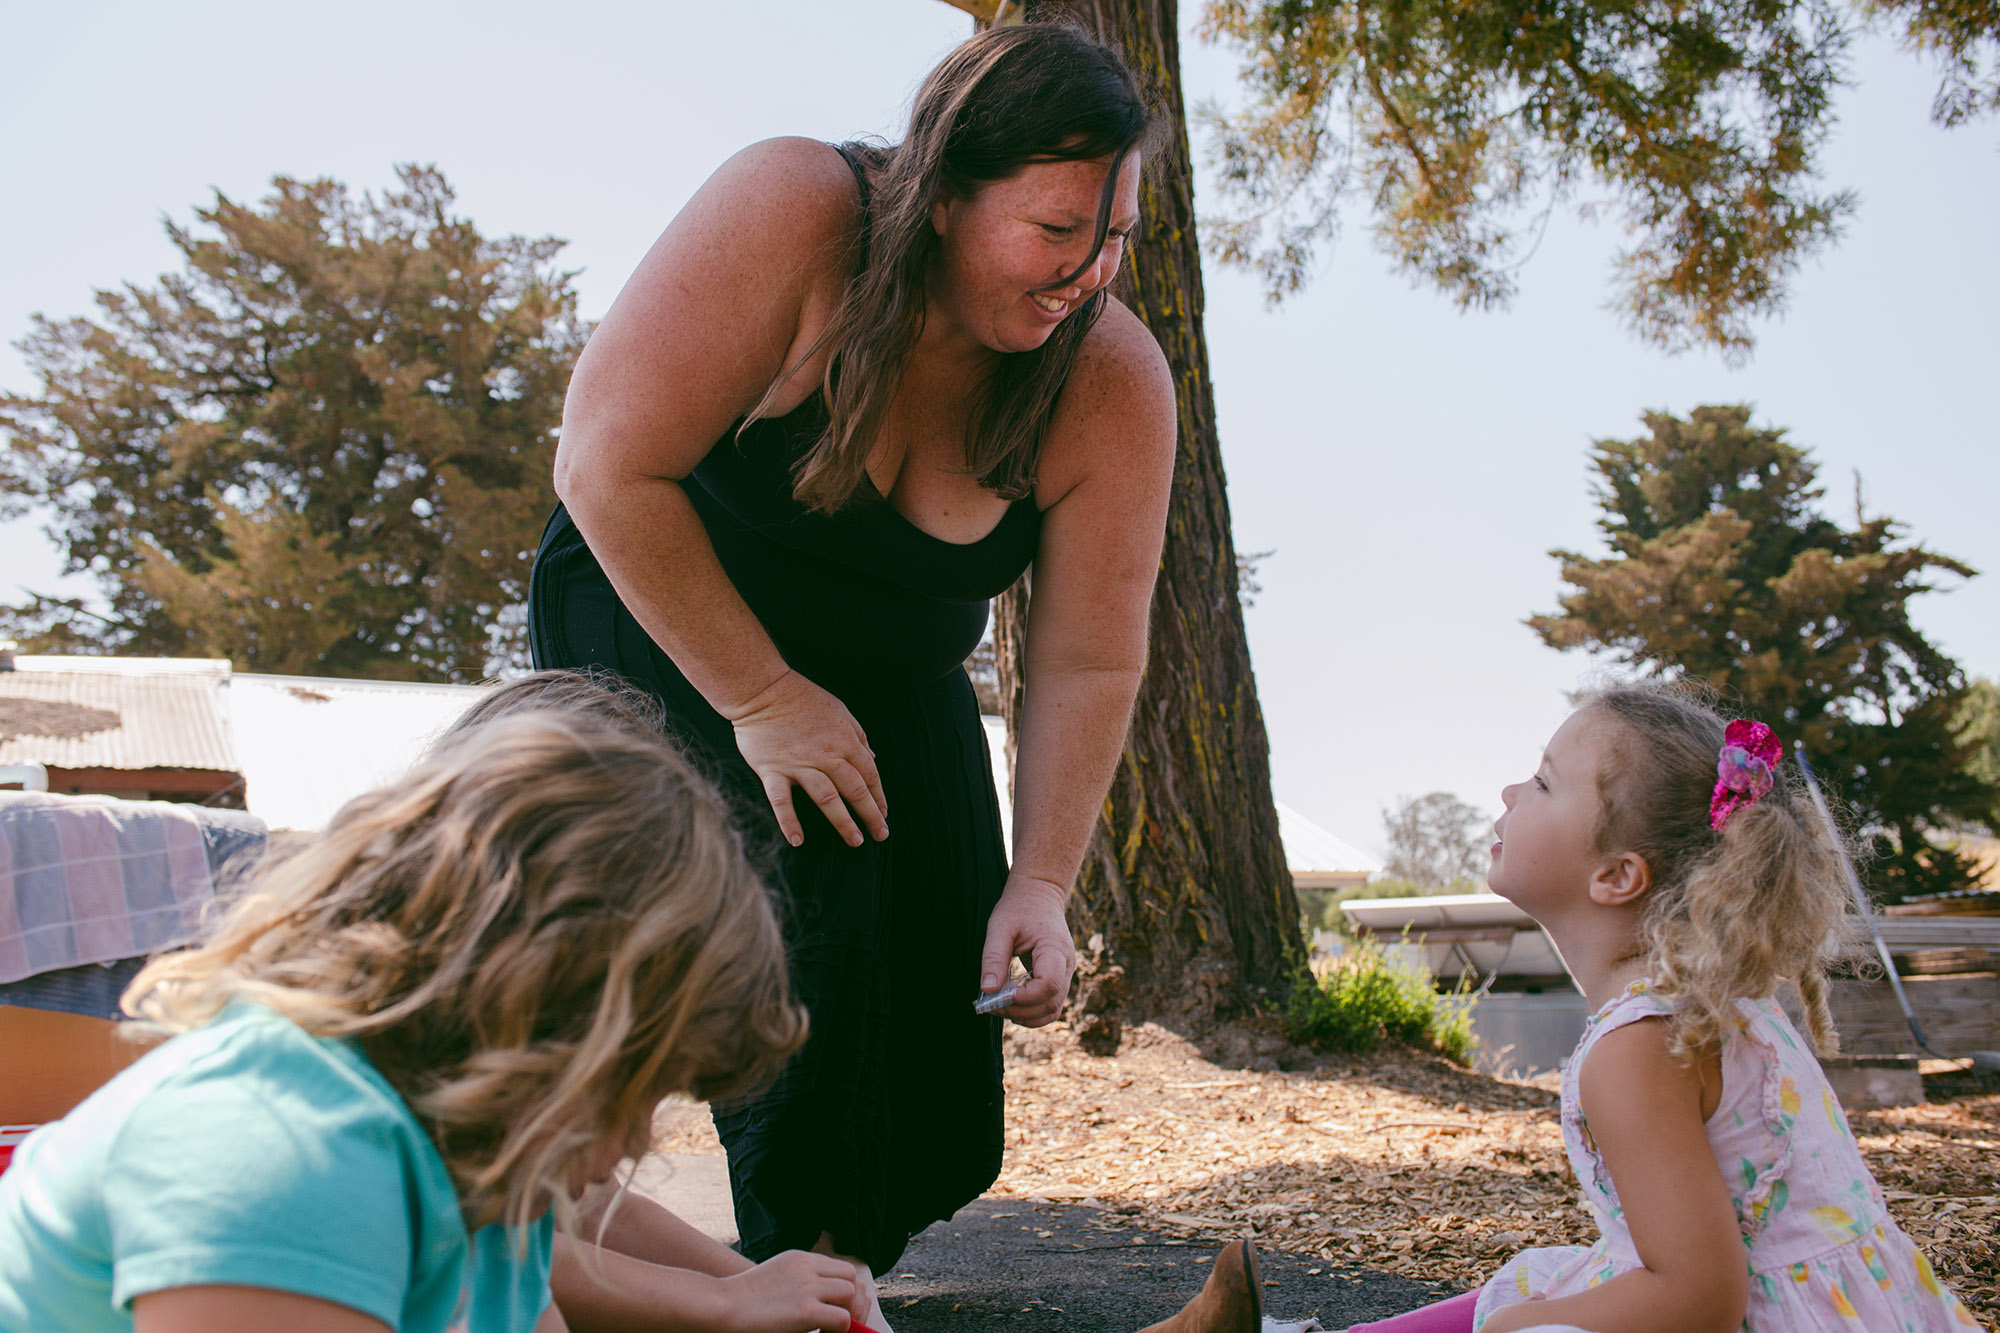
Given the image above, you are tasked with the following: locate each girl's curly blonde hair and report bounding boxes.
[122,691,804,1234]
[1581,683,1858,1061]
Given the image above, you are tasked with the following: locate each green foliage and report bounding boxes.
[1864,0,2000,124]
[0,165,587,681]
[1198,0,2000,358]
[1959,678,2000,818]
[1198,0,1856,357]
[1285,937,1479,1063]
[1530,404,1998,900]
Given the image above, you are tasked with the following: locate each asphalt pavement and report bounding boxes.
[880,1199,1453,1331]
[630,1157,1457,1331]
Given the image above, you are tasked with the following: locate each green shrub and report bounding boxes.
[1284,937,1479,1064]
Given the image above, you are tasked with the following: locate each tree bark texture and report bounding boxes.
[991,0,1301,1044]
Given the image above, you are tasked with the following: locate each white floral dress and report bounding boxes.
[1473,982,1980,1331]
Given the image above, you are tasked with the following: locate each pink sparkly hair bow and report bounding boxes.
[1710,719,1781,831]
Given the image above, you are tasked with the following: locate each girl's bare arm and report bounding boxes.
[133,1286,391,1333]
[1480,1018,1747,1333]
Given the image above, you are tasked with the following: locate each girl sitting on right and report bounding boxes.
[1344,683,1977,1333]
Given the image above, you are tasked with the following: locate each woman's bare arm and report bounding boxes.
[553,138,886,845]
[979,300,1176,1025]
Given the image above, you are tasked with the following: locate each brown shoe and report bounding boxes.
[1139,1238,1262,1333]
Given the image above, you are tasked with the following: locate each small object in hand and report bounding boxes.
[973,980,1020,1015]
[973,959,1029,1015]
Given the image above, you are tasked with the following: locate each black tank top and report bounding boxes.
[677,143,1042,692]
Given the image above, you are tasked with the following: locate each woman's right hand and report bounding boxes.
[726,668,889,848]
[718,1250,862,1332]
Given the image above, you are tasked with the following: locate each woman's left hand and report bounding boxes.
[978,874,1076,1028]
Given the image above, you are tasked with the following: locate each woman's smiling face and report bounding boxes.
[927,150,1142,355]
[1489,709,1621,919]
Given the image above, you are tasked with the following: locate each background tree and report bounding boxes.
[1198,0,1998,357]
[1292,792,1490,936]
[0,165,585,681]
[1960,677,2000,810]
[1381,791,1492,887]
[944,0,1302,1048]
[1870,0,2000,123]
[1530,404,1999,901]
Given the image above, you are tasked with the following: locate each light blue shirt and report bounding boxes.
[0,1003,552,1332]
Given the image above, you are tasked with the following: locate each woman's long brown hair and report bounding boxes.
[745,23,1159,512]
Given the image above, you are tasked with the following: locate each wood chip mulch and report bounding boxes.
[655,1020,1997,1327]
[989,1021,1998,1328]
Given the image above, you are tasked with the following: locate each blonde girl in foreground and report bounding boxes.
[0,684,861,1333]
[1343,684,1977,1333]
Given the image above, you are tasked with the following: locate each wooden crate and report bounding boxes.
[0,1005,159,1125]
[1824,973,2000,1057]
[1819,1057,1926,1110]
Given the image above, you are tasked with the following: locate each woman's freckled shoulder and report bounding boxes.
[1036,299,1175,505]
[708,136,865,240]
[725,135,855,184]
[679,137,869,337]
[1078,297,1173,399]
[1055,298,1175,439]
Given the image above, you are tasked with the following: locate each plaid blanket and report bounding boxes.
[0,792,216,985]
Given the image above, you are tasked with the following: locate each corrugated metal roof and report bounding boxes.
[0,657,236,772]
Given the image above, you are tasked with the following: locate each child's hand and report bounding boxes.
[718,1250,859,1332]
[1475,1295,1548,1333]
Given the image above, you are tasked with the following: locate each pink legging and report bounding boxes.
[1345,1290,1479,1332]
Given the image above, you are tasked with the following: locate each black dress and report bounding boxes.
[527,154,1042,1272]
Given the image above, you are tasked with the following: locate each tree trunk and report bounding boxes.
[989,0,1300,1048]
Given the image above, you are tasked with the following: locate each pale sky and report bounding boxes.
[3,1,1995,856]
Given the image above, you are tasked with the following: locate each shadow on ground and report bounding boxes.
[883,1199,1454,1331]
